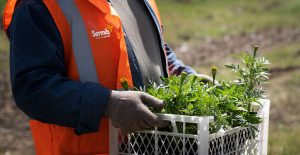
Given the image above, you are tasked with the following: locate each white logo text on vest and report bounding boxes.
[91,29,111,39]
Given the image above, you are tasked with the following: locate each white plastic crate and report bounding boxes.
[109,99,270,155]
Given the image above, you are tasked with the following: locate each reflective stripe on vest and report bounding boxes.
[56,0,99,83]
[3,0,166,154]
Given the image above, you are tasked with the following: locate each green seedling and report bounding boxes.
[145,46,270,134]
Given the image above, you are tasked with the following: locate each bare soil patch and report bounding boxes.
[175,27,300,66]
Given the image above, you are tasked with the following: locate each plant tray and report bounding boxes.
[109,99,270,155]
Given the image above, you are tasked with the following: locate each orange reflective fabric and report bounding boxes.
[3,0,163,154]
[29,0,133,154]
[28,0,114,154]
[2,0,17,31]
[148,0,163,27]
[75,0,132,89]
[148,0,170,76]
[42,0,79,81]
[30,119,110,155]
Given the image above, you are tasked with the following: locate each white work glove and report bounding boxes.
[105,91,168,134]
[196,74,219,85]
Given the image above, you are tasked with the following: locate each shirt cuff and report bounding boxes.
[74,82,110,135]
[173,65,197,76]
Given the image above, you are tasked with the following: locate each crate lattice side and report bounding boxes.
[109,99,270,155]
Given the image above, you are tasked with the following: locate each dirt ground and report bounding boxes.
[175,27,300,67]
[0,27,299,155]
[0,68,34,155]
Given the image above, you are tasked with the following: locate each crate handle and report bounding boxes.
[171,120,178,133]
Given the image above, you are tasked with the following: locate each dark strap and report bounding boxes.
[109,0,144,88]
[123,26,144,89]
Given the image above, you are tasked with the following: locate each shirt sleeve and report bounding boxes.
[165,43,197,75]
[8,0,110,135]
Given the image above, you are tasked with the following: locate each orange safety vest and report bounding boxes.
[3,0,168,154]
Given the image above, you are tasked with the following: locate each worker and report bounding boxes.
[3,0,213,154]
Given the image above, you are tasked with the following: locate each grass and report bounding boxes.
[0,0,9,72]
[0,32,9,52]
[195,55,300,155]
[0,0,5,14]
[264,42,300,68]
[190,31,300,154]
[157,0,300,45]
[269,125,300,155]
[194,41,300,79]
[0,32,9,72]
[266,68,300,154]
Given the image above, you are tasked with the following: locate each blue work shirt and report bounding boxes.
[7,0,197,135]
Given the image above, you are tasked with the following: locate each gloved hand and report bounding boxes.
[105,91,168,134]
[196,74,219,85]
